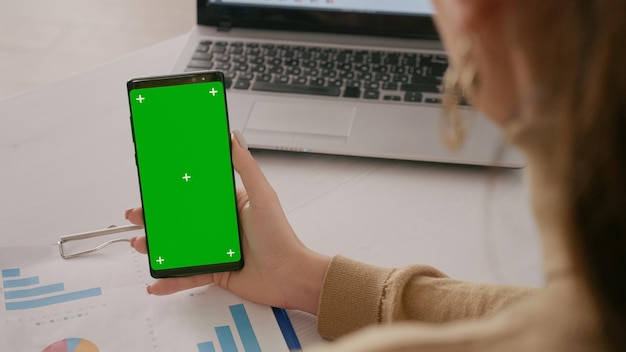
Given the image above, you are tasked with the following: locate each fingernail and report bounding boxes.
[232,130,248,151]
[124,208,133,220]
[146,285,152,295]
[130,237,136,247]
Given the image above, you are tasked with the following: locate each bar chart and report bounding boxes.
[197,304,262,352]
[1,245,299,351]
[2,268,102,311]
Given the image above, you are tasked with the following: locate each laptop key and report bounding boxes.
[268,66,284,74]
[384,95,402,101]
[252,82,341,97]
[286,67,301,75]
[257,74,272,82]
[196,44,210,53]
[192,52,213,61]
[343,87,361,98]
[239,72,254,81]
[404,91,423,103]
[215,63,231,70]
[292,76,308,85]
[309,77,325,86]
[364,90,380,100]
[328,78,343,87]
[188,60,213,69]
[401,83,440,93]
[273,75,290,84]
[424,97,442,104]
[393,74,410,83]
[214,54,230,62]
[411,74,442,85]
[234,80,251,90]
[365,82,380,90]
[212,46,227,54]
[382,82,398,90]
[250,65,266,73]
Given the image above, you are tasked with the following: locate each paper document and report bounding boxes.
[0,245,297,351]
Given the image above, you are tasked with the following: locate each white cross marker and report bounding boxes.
[209,88,218,96]
[136,95,145,103]
[182,173,191,182]
[226,249,235,257]
[156,256,165,264]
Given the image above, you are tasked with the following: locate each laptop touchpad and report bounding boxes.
[244,101,355,143]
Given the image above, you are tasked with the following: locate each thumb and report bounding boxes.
[231,131,276,202]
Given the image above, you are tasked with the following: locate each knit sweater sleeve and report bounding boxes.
[316,255,536,340]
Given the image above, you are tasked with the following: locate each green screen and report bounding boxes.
[129,80,241,272]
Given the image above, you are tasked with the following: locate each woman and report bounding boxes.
[126,0,626,350]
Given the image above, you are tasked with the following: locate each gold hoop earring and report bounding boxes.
[441,38,479,150]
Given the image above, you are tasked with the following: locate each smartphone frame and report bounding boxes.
[127,71,244,278]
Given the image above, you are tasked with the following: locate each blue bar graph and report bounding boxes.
[3,276,39,288]
[4,283,65,299]
[4,287,102,310]
[197,342,216,352]
[197,304,265,352]
[215,326,238,352]
[230,304,261,352]
[1,268,20,278]
[2,268,103,311]
[198,305,299,351]
[5,288,102,311]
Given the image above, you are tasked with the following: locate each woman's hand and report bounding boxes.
[125,131,330,315]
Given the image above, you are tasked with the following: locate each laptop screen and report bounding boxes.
[208,0,434,17]
[199,0,439,40]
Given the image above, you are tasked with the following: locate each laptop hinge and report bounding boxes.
[218,21,232,32]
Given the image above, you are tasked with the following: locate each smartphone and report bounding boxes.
[127,71,243,278]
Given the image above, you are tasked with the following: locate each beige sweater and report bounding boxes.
[311,256,538,351]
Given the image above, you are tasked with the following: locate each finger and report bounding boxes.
[130,236,148,254]
[236,188,250,213]
[231,131,276,202]
[125,207,145,226]
[147,274,216,295]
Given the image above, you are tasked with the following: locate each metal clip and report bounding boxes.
[58,224,143,259]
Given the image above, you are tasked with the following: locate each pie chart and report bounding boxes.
[43,338,98,352]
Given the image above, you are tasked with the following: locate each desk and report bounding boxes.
[0,35,543,348]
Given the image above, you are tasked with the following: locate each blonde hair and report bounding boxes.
[510,1,626,349]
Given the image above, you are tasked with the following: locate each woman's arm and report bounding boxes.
[317,256,537,339]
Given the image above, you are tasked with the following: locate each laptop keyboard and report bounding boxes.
[186,40,448,104]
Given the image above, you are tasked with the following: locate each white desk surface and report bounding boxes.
[0,35,543,347]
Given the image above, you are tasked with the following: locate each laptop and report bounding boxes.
[170,0,524,168]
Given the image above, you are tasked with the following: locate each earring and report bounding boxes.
[440,38,479,150]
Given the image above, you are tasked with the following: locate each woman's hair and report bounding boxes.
[511,0,626,348]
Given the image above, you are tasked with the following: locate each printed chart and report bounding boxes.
[43,338,99,352]
[0,245,296,351]
[197,304,261,352]
[2,268,101,311]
